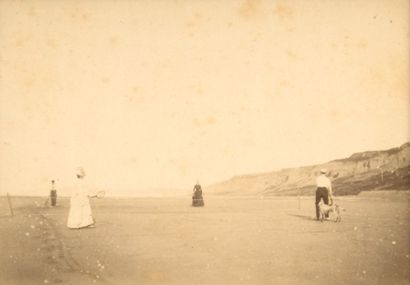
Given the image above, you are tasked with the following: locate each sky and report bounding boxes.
[0,0,409,196]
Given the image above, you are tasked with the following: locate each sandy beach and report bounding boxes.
[1,195,409,285]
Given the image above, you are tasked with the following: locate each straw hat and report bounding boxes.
[76,167,86,177]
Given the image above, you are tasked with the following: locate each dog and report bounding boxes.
[318,202,343,222]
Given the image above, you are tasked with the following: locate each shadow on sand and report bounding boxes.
[287,213,317,222]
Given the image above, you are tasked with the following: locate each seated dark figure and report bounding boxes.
[192,183,204,207]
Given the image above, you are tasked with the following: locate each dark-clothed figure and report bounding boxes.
[315,169,333,220]
[50,180,57,206]
[192,182,204,207]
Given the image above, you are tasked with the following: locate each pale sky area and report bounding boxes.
[0,0,409,196]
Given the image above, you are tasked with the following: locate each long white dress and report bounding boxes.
[67,178,94,229]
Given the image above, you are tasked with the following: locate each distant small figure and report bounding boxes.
[50,180,57,207]
[67,168,95,229]
[192,182,204,207]
[315,169,333,221]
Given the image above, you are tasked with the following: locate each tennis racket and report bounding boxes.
[90,191,106,199]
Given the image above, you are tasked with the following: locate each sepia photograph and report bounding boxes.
[0,0,409,284]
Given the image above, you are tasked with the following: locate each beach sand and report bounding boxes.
[1,195,409,285]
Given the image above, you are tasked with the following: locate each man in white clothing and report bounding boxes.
[315,169,333,220]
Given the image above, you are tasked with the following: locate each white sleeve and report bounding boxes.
[327,178,333,196]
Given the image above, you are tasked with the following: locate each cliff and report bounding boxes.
[207,143,410,196]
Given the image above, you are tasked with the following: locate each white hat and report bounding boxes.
[76,167,86,177]
[320,169,327,174]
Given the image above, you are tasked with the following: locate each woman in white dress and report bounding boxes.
[67,168,95,229]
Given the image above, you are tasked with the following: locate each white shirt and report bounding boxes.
[316,174,333,196]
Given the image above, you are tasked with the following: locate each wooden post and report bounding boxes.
[298,188,302,210]
[6,192,14,217]
[298,195,301,210]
